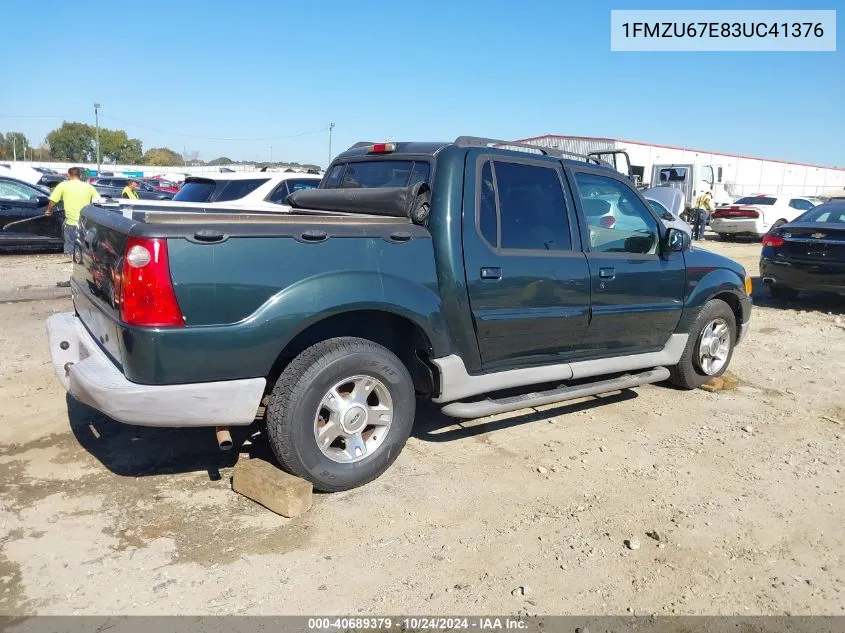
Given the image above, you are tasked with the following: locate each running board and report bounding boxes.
[439,367,670,419]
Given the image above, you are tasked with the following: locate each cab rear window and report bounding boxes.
[323,160,430,189]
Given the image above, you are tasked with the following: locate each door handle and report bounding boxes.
[480,267,502,280]
[599,267,616,280]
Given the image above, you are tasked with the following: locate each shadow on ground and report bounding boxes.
[68,384,642,477]
[750,276,845,314]
[66,394,260,478]
[412,389,639,442]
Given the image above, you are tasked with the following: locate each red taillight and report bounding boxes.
[762,234,785,248]
[713,207,759,219]
[600,215,616,229]
[118,237,184,327]
[369,143,396,154]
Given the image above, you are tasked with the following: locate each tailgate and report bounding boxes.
[72,208,131,366]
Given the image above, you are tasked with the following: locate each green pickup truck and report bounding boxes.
[47,137,752,491]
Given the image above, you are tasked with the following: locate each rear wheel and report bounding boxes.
[768,284,799,300]
[669,299,736,389]
[265,337,416,492]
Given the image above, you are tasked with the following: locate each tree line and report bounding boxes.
[0,122,318,169]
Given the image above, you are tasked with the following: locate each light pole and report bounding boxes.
[270,146,273,164]
[328,122,335,167]
[94,102,101,174]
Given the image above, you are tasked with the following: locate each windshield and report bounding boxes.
[174,180,216,202]
[323,160,430,189]
[735,196,776,205]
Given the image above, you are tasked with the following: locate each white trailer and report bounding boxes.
[517,135,845,208]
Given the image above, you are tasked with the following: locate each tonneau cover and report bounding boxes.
[287,186,418,218]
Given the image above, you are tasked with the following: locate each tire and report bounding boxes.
[769,284,799,300]
[717,233,735,242]
[669,298,736,390]
[265,337,416,492]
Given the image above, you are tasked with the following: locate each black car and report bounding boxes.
[0,176,63,250]
[760,201,845,299]
[91,177,173,200]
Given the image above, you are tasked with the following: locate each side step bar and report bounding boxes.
[439,367,670,419]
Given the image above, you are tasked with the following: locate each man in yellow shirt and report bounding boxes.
[691,190,714,241]
[121,180,140,199]
[46,167,98,256]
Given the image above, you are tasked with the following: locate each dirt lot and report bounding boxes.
[0,239,843,617]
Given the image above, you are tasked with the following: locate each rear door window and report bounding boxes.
[267,178,319,204]
[789,198,815,211]
[477,159,572,252]
[215,178,270,202]
[173,179,218,202]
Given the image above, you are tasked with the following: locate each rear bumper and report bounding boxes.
[46,312,266,427]
[710,217,767,237]
[760,257,845,295]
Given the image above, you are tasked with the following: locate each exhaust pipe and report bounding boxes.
[215,426,233,451]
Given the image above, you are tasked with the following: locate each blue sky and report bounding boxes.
[1,0,842,168]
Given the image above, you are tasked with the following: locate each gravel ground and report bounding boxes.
[0,239,843,616]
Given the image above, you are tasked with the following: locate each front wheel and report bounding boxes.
[265,337,416,492]
[669,299,736,389]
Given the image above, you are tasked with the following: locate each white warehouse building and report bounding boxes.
[516,134,845,204]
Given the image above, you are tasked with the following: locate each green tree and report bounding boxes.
[208,156,233,165]
[46,122,96,161]
[143,147,183,166]
[3,132,30,160]
[100,129,143,164]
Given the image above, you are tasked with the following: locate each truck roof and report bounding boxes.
[333,136,617,173]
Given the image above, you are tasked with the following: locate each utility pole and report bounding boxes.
[94,102,101,174]
[270,146,273,164]
[328,122,335,166]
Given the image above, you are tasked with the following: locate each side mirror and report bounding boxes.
[664,227,689,252]
[35,195,50,207]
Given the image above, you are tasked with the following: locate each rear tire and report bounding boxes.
[768,284,799,300]
[669,299,736,390]
[265,337,416,492]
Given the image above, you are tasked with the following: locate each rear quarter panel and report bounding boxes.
[119,231,448,384]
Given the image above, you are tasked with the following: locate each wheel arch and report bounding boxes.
[266,309,441,396]
[677,269,750,341]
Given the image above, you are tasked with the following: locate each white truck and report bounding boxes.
[650,163,726,211]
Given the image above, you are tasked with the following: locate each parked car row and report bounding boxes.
[90,177,174,200]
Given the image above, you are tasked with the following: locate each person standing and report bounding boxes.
[692,190,714,241]
[45,167,98,257]
[121,180,140,199]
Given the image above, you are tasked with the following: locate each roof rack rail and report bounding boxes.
[453,136,610,168]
